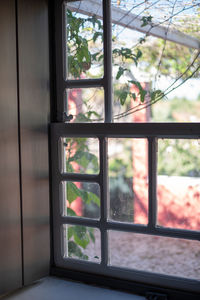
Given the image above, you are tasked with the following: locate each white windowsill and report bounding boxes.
[2,276,145,300]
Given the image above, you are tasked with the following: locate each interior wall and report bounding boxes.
[0,0,22,294]
[0,0,50,295]
[17,0,50,285]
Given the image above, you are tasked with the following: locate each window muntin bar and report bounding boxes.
[103,0,112,123]
[64,78,104,89]
[148,138,157,229]
[99,137,109,267]
[60,216,100,228]
[58,173,100,183]
[57,217,200,241]
[52,122,200,138]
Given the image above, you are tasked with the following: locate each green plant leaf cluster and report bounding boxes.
[68,240,89,260]
[65,138,99,174]
[129,80,147,102]
[113,47,142,66]
[67,225,99,260]
[67,10,103,78]
[141,16,152,27]
[139,38,200,79]
[67,182,100,206]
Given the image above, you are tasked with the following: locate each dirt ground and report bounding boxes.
[85,230,200,281]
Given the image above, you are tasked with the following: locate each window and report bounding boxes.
[52,0,200,296]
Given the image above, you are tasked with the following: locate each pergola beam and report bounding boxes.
[67,0,200,50]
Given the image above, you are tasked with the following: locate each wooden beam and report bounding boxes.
[67,0,200,49]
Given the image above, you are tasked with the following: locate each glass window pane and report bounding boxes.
[61,137,99,174]
[157,139,200,231]
[65,88,104,123]
[63,225,101,262]
[111,2,200,123]
[109,231,200,280]
[65,0,103,79]
[108,138,148,224]
[61,181,100,219]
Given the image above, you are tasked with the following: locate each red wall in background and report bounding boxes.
[132,83,200,230]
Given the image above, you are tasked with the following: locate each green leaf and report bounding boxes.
[68,226,74,240]
[91,154,99,170]
[77,48,84,63]
[112,48,120,56]
[67,182,81,204]
[131,93,136,101]
[93,31,102,42]
[86,191,100,206]
[78,152,90,169]
[91,51,101,61]
[72,151,98,171]
[66,163,74,173]
[87,110,100,118]
[141,16,152,27]
[119,90,128,105]
[116,66,127,80]
[140,89,147,103]
[136,49,142,60]
[76,113,91,122]
[150,89,164,102]
[128,80,147,103]
[73,226,90,249]
[79,189,88,203]
[68,241,88,260]
[98,54,104,61]
[82,46,91,63]
[139,37,146,44]
[88,227,95,243]
[67,207,77,217]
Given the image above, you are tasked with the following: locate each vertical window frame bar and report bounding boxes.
[55,0,65,122]
[103,0,113,123]
[148,137,157,229]
[100,137,109,267]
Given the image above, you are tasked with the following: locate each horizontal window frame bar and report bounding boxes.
[63,78,104,89]
[57,216,200,241]
[62,257,101,267]
[107,221,200,241]
[59,216,100,227]
[56,256,200,292]
[52,266,200,299]
[58,173,100,182]
[53,259,200,294]
[51,123,200,138]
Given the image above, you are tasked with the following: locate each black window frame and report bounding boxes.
[51,1,200,299]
